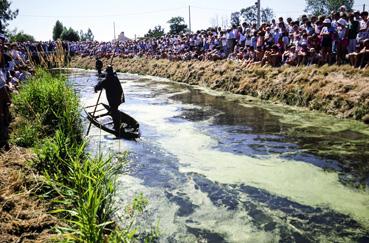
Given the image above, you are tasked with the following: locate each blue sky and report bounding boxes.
[8,0,368,41]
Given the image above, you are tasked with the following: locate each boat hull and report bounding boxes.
[85,103,140,140]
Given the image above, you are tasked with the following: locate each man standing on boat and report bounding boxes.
[95,57,103,76]
[94,65,125,134]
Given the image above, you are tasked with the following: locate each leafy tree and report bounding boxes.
[80,28,94,41]
[230,12,241,26]
[85,28,94,41]
[167,16,187,35]
[9,30,35,42]
[144,25,165,38]
[240,6,274,24]
[60,27,80,41]
[0,0,19,33]
[53,20,64,40]
[261,8,274,24]
[305,0,354,15]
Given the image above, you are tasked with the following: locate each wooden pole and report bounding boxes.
[257,0,261,28]
[189,5,192,32]
[86,90,103,136]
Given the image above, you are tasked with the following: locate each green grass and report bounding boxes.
[12,69,157,242]
[40,138,127,242]
[11,117,42,147]
[12,69,82,145]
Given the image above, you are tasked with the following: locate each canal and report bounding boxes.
[68,69,369,242]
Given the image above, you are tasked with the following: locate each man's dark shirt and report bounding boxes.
[348,20,359,39]
[96,59,103,70]
[94,74,124,109]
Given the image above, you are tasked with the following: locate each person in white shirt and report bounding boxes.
[336,18,348,64]
[226,28,236,55]
[244,29,252,47]
[238,26,246,46]
[357,11,368,43]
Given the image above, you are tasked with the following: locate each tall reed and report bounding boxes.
[12,69,155,242]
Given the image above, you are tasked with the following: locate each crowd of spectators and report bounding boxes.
[1,6,369,150]
[0,34,35,151]
[71,6,369,68]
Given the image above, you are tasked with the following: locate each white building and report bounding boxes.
[117,32,131,42]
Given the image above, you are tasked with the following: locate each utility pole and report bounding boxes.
[113,22,116,41]
[188,5,192,32]
[256,0,261,28]
[364,4,366,12]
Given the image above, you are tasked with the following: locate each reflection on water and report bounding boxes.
[67,69,369,242]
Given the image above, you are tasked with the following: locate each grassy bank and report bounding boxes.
[72,56,369,122]
[2,70,150,242]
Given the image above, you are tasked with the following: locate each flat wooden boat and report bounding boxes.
[85,103,140,140]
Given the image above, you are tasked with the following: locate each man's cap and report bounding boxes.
[106,65,114,74]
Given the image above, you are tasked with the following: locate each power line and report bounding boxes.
[191,5,237,13]
[18,7,186,19]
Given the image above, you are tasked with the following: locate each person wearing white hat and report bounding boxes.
[337,18,349,64]
[320,18,334,63]
[339,5,347,12]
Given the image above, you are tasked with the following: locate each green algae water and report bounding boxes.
[68,70,369,242]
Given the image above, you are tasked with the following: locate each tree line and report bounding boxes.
[52,20,94,41]
[144,16,188,38]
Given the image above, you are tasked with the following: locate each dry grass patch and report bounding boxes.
[0,147,58,243]
[71,57,369,121]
